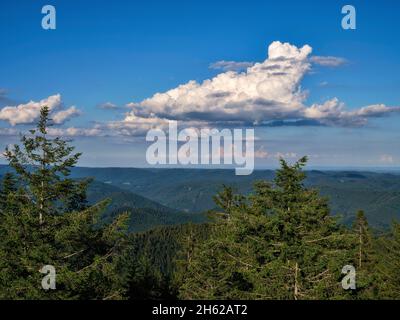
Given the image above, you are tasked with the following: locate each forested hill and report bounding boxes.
[87,180,206,232]
[1,165,399,228]
[0,166,206,233]
[72,167,400,229]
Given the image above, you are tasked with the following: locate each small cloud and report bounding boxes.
[0,94,80,126]
[0,89,20,107]
[304,99,400,127]
[0,127,17,136]
[52,106,81,124]
[0,88,7,97]
[274,152,298,159]
[97,102,119,110]
[47,126,103,137]
[254,146,269,159]
[253,147,298,160]
[310,55,348,67]
[209,60,255,72]
[318,81,329,87]
[380,154,394,164]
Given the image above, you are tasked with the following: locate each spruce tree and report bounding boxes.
[179,157,353,300]
[375,221,400,299]
[353,211,373,269]
[349,210,378,299]
[0,106,129,299]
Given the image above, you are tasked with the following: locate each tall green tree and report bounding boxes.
[374,221,400,299]
[179,157,353,300]
[0,106,129,299]
[349,210,378,299]
[352,211,374,270]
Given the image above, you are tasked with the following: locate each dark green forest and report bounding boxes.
[1,107,400,300]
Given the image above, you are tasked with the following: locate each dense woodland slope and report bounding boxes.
[1,165,399,229]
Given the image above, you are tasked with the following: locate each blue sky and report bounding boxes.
[0,0,399,168]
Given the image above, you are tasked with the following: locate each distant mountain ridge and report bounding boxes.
[72,167,399,228]
[1,165,399,229]
[0,166,205,233]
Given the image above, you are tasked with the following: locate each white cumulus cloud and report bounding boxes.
[47,126,102,137]
[0,94,81,126]
[113,41,399,134]
[98,102,119,110]
[124,41,312,127]
[305,99,400,126]
[52,106,81,124]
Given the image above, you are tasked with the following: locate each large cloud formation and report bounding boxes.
[2,41,398,139]
[114,41,399,134]
[0,94,80,126]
